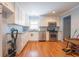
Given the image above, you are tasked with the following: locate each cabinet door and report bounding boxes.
[2,2,15,24]
[15,6,26,26]
[2,2,15,12]
[18,8,22,25]
[7,2,15,12]
[15,5,19,24]
[21,11,26,26]
[16,34,22,54]
[29,32,39,41]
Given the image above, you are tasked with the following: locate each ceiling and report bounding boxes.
[16,2,79,16]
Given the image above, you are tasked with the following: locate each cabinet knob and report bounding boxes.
[31,33,33,36]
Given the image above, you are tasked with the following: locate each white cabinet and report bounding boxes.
[2,2,26,26]
[0,2,28,27]
[14,5,19,24]
[29,32,39,41]
[14,4,26,26]
[6,33,22,55]
[2,2,15,12]
[1,2,15,24]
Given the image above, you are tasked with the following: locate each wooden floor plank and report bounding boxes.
[17,41,79,57]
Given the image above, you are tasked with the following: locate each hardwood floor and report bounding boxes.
[17,41,77,57]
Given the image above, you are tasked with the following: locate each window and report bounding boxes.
[29,16,40,31]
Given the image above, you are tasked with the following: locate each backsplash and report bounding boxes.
[22,26,29,32]
[7,24,23,33]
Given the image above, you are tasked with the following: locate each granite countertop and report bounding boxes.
[6,32,24,34]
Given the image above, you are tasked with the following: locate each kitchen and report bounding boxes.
[0,2,79,57]
[0,2,60,56]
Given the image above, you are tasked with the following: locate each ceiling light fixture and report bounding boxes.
[52,11,56,13]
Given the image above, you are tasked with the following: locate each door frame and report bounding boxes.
[63,15,71,40]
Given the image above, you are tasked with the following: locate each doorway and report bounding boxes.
[63,15,71,39]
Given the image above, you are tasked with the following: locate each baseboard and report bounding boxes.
[28,40,47,42]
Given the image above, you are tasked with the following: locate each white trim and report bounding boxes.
[60,4,79,16]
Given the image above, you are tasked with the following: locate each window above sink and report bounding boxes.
[29,16,40,31]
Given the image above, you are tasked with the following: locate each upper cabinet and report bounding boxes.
[2,2,15,13]
[1,2,26,26]
[14,4,26,26]
[1,2,15,24]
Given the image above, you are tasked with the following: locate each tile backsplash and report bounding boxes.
[7,24,23,33]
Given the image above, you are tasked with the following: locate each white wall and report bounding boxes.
[60,5,79,40]
[71,7,79,38]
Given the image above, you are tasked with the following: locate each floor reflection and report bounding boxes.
[28,50,39,57]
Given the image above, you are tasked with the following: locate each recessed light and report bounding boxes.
[52,11,56,13]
